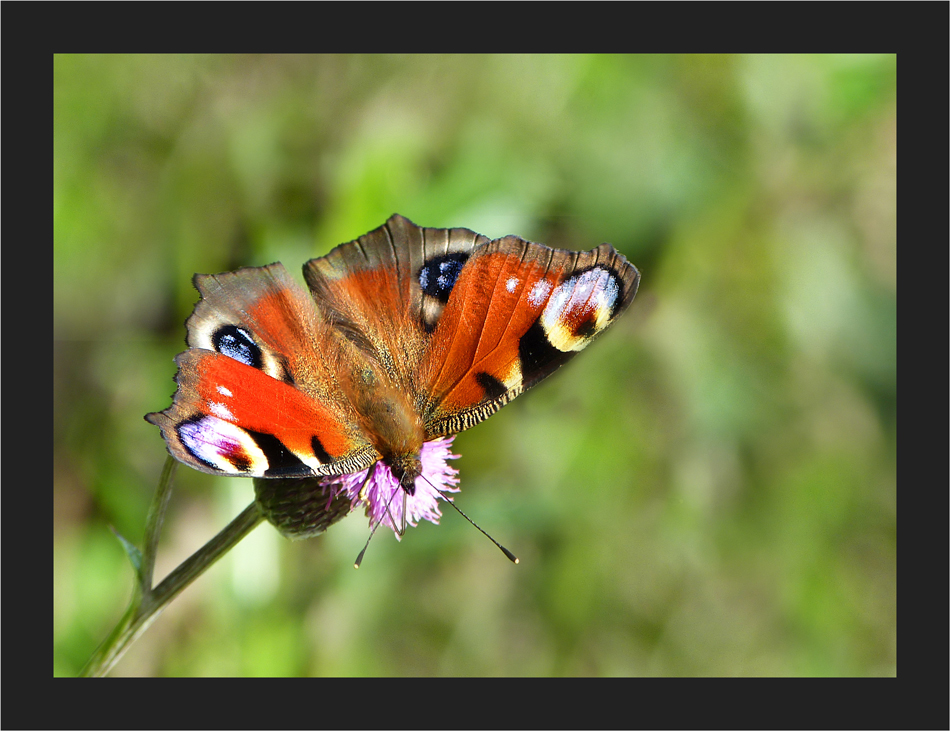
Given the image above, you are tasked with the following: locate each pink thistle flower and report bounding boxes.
[321,436,460,539]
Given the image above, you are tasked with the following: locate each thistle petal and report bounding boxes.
[320,437,460,539]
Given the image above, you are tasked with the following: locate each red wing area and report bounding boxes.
[419,237,639,436]
[302,214,489,386]
[147,350,376,478]
[424,250,554,409]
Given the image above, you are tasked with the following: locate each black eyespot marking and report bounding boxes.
[572,314,598,340]
[213,325,262,370]
[311,435,331,465]
[476,371,508,402]
[418,253,469,303]
[248,430,310,477]
[519,319,561,375]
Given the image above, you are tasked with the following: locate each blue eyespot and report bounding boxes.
[213,325,262,369]
[418,253,469,303]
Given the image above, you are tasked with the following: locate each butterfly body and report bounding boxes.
[147,214,640,495]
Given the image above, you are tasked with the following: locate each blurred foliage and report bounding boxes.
[54,54,895,677]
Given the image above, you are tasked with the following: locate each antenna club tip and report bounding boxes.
[500,547,519,564]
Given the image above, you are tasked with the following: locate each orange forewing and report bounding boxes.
[423,250,560,412]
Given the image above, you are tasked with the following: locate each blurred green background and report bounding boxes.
[54,54,895,677]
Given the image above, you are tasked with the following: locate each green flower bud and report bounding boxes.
[254,477,353,540]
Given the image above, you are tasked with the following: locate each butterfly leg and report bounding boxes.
[357,461,378,503]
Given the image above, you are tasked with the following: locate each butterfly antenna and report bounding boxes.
[420,475,519,565]
[354,517,383,569]
[354,463,407,569]
[382,481,407,537]
[353,463,380,569]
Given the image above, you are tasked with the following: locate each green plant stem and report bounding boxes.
[80,458,265,677]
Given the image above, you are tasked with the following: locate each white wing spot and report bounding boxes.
[210,401,235,421]
[506,276,519,293]
[528,279,552,308]
[217,385,233,398]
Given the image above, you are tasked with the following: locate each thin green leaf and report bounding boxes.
[110,525,143,583]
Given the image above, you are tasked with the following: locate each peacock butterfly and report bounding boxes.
[147,214,640,529]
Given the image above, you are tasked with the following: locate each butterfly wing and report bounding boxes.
[302,214,490,394]
[149,215,639,480]
[418,235,640,437]
[147,264,377,478]
[305,214,639,440]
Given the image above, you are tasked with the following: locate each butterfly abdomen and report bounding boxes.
[344,362,425,489]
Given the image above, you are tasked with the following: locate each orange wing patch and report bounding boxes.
[425,252,560,413]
